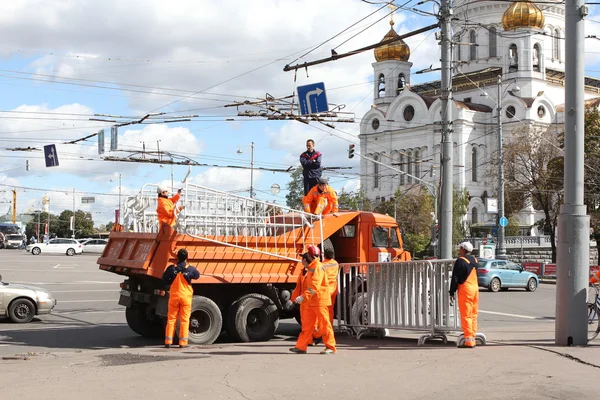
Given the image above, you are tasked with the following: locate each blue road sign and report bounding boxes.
[43,144,59,168]
[297,82,328,116]
[499,216,508,227]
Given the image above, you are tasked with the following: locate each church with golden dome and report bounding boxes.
[359,0,593,235]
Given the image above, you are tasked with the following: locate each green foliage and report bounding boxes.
[338,188,372,211]
[506,215,521,236]
[404,232,431,258]
[452,187,470,252]
[25,210,95,239]
[285,167,304,210]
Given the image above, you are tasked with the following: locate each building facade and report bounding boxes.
[359,0,599,233]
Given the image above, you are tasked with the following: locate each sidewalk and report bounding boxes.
[2,324,600,400]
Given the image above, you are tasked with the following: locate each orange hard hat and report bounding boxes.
[307,244,320,257]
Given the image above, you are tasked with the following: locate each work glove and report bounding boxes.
[449,295,455,306]
[295,295,304,304]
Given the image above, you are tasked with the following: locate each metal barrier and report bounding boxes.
[336,259,486,346]
[122,183,323,262]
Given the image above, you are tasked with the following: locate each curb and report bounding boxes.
[539,279,556,285]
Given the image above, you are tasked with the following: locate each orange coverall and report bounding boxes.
[291,269,314,345]
[163,263,198,346]
[302,185,338,215]
[321,258,340,327]
[451,256,479,348]
[591,269,600,284]
[157,193,181,227]
[294,259,336,352]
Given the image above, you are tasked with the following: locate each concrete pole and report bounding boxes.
[439,0,453,259]
[496,76,507,260]
[556,0,589,346]
[118,173,122,225]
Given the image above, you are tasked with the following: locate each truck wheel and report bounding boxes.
[125,303,163,338]
[350,293,369,326]
[227,294,279,342]
[182,296,222,345]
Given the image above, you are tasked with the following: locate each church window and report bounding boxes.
[398,73,406,93]
[509,44,518,72]
[489,27,497,57]
[399,154,406,185]
[378,74,385,98]
[469,30,477,61]
[533,43,541,72]
[471,208,479,224]
[414,150,421,178]
[554,29,560,60]
[374,155,380,189]
[472,147,478,182]
[403,105,415,122]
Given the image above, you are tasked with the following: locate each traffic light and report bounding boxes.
[348,143,355,159]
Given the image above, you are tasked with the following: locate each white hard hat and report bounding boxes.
[458,242,474,252]
[157,186,168,194]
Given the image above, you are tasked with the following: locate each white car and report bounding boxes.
[80,238,108,254]
[27,238,83,256]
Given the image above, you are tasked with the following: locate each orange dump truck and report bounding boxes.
[98,183,411,344]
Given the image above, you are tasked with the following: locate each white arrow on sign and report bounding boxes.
[305,87,324,114]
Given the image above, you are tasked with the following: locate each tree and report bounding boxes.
[453,187,470,255]
[25,212,60,240]
[285,167,304,210]
[503,125,563,262]
[338,188,372,211]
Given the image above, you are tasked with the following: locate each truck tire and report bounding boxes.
[350,293,369,326]
[227,294,279,342]
[125,303,163,338]
[182,296,222,345]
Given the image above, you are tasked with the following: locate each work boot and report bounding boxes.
[320,348,336,355]
[312,337,322,346]
[289,347,307,354]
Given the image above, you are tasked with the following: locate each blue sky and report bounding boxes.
[0,0,599,227]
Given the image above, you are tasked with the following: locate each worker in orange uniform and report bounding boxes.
[290,254,315,346]
[162,248,200,348]
[591,268,600,284]
[321,247,339,327]
[290,245,336,354]
[449,242,479,348]
[302,177,338,216]
[156,186,184,228]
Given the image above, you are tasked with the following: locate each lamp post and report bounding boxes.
[110,173,122,225]
[496,75,507,260]
[237,142,255,198]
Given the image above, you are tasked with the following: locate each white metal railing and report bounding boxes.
[122,183,323,262]
[336,260,483,346]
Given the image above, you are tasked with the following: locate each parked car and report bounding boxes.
[476,259,539,292]
[0,273,57,323]
[80,238,108,254]
[4,234,25,249]
[26,238,83,256]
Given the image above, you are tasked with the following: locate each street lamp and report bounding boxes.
[110,173,122,225]
[237,142,255,198]
[484,76,520,260]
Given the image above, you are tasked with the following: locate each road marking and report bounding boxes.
[50,289,119,293]
[479,310,537,320]
[57,300,117,303]
[53,264,75,269]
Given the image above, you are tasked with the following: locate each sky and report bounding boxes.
[1,0,600,228]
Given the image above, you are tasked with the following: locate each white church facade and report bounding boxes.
[359,0,600,234]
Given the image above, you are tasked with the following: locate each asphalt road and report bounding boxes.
[0,249,558,357]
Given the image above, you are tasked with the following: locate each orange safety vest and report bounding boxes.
[169,265,194,299]
[302,185,338,215]
[322,258,339,297]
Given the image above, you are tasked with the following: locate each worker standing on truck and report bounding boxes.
[302,177,338,216]
[300,139,322,195]
[156,186,184,228]
[162,248,200,348]
[449,242,479,348]
[290,245,336,354]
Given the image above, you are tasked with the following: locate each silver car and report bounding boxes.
[0,274,57,323]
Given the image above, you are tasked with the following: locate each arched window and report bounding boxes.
[399,154,406,185]
[414,150,421,178]
[553,29,560,60]
[456,35,461,61]
[471,147,478,182]
[489,27,497,57]
[533,43,541,72]
[398,73,406,93]
[378,74,385,98]
[469,30,477,61]
[374,155,380,189]
[471,208,479,224]
[407,151,413,184]
[509,44,518,72]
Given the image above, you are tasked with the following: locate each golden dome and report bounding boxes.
[374,22,410,62]
[502,1,545,31]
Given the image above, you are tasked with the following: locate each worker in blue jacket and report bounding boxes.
[300,139,322,195]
